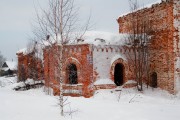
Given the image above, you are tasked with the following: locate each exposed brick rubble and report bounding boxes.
[16,52,43,82]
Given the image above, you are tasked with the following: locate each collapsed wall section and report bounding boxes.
[16,52,43,82]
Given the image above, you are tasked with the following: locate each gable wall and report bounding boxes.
[118,1,176,93]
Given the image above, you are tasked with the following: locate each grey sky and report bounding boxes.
[0,0,159,61]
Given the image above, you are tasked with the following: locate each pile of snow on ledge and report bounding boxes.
[13,79,44,89]
[94,79,114,85]
[119,0,162,17]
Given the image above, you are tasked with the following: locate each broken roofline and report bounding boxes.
[117,0,171,19]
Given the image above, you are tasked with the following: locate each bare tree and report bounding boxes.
[32,0,90,116]
[125,0,152,91]
[0,51,6,76]
[0,51,6,67]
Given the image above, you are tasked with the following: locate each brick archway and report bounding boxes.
[62,57,82,84]
[110,58,128,85]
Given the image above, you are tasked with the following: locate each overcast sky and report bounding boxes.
[0,0,159,61]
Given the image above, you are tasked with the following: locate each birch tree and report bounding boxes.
[32,0,90,116]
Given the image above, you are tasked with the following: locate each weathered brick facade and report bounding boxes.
[17,0,180,97]
[16,52,43,82]
[43,43,135,97]
[117,0,180,93]
[43,44,94,97]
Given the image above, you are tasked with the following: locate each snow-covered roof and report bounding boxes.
[2,61,17,71]
[43,31,128,46]
[76,31,127,46]
[17,31,127,57]
[119,0,162,17]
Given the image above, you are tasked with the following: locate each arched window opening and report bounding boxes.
[151,72,157,88]
[67,64,78,84]
[114,63,124,86]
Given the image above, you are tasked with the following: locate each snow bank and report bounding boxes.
[1,76,180,120]
[12,78,44,90]
[0,76,17,87]
[94,79,114,85]
[125,80,137,84]
[25,78,44,85]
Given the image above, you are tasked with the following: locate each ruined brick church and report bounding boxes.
[17,0,180,97]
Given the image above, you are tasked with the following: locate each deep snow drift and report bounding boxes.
[0,76,180,120]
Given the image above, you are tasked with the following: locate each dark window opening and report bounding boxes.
[151,72,157,88]
[67,64,78,84]
[114,63,124,86]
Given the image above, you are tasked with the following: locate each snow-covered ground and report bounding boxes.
[0,76,180,120]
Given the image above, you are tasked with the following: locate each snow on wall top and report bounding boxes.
[16,48,29,55]
[119,0,162,17]
[16,44,43,60]
[76,31,127,46]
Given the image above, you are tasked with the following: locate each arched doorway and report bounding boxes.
[114,63,124,86]
[151,72,157,88]
[67,64,78,84]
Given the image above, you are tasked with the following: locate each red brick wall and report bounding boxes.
[17,52,43,82]
[44,44,93,97]
[118,1,176,93]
